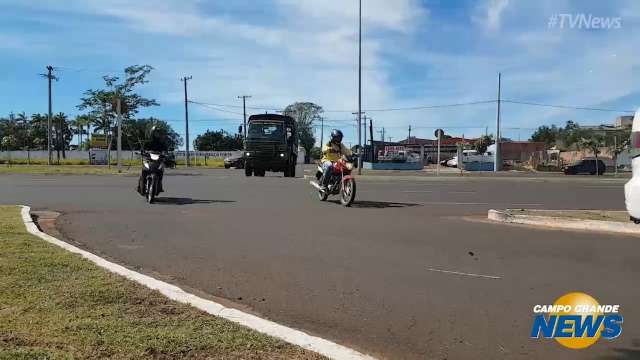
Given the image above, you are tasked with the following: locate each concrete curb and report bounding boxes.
[488,209,640,235]
[19,205,375,360]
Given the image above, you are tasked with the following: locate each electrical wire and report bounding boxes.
[501,100,634,113]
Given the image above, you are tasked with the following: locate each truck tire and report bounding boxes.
[245,167,253,177]
[289,163,296,177]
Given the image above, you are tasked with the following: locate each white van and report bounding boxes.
[624,108,640,223]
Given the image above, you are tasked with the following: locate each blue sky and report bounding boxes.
[0,0,638,148]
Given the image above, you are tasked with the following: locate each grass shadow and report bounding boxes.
[154,197,235,205]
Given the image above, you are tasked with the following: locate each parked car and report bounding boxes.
[625,108,640,223]
[563,159,606,175]
[224,153,245,169]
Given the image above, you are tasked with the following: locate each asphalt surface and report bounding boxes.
[1,167,639,359]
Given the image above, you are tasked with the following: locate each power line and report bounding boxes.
[188,101,244,116]
[502,100,634,113]
[190,100,281,112]
[189,98,634,114]
[350,100,498,113]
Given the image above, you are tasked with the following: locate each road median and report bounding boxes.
[488,209,639,235]
[0,205,347,359]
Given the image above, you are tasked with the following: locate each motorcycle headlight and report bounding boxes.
[143,161,150,169]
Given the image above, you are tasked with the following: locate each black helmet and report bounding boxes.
[330,129,343,143]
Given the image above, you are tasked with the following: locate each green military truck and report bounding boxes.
[244,114,298,177]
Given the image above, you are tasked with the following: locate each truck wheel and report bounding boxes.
[245,167,253,177]
[289,163,296,177]
[255,169,265,177]
[284,164,291,177]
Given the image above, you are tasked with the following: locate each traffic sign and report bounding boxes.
[434,129,445,138]
[91,134,108,149]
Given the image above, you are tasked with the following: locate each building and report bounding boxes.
[364,137,476,164]
[500,141,546,163]
[615,115,634,128]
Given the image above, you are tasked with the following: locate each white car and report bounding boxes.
[624,108,640,223]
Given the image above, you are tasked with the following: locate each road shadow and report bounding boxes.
[154,197,235,205]
[329,200,420,208]
[599,348,640,360]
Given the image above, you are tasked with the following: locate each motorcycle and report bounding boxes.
[139,151,166,204]
[310,156,357,207]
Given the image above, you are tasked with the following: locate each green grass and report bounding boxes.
[0,158,225,167]
[0,165,138,175]
[0,206,323,359]
[0,159,224,175]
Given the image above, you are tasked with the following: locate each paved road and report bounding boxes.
[1,169,639,359]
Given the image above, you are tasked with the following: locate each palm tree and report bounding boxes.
[71,115,93,150]
[577,134,605,176]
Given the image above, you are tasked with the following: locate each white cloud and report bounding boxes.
[3,0,638,143]
[476,0,510,31]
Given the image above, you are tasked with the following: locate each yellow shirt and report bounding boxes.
[321,142,352,162]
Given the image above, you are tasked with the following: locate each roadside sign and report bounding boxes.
[434,129,445,138]
[91,134,108,149]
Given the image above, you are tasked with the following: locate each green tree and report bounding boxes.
[29,114,49,150]
[121,118,182,151]
[530,125,560,148]
[71,115,93,150]
[77,65,159,152]
[576,132,606,175]
[309,146,322,160]
[283,102,323,162]
[474,134,494,154]
[51,113,73,159]
[194,129,243,151]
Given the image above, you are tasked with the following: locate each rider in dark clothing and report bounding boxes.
[137,125,168,194]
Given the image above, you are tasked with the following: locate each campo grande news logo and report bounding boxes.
[530,292,623,349]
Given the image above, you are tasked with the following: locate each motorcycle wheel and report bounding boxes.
[340,178,356,207]
[147,176,155,204]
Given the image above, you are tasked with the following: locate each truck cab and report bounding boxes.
[244,114,298,177]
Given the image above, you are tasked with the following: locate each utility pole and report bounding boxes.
[238,95,251,146]
[369,118,374,162]
[116,96,122,172]
[495,72,501,172]
[320,116,324,146]
[357,0,363,175]
[362,115,367,154]
[408,125,412,143]
[614,135,618,177]
[181,76,192,167]
[40,65,57,165]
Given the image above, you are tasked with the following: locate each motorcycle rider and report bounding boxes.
[137,125,168,195]
[320,129,352,190]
